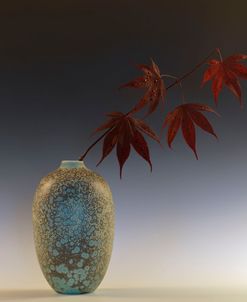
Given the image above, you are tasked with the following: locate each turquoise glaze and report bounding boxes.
[32,161,114,294]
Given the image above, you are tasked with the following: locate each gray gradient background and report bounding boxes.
[0,0,247,290]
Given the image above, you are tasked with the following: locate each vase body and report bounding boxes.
[32,161,114,294]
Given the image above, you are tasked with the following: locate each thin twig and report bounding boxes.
[161,74,185,104]
[166,48,217,90]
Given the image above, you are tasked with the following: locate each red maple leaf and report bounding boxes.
[163,103,219,159]
[202,53,247,107]
[94,112,160,178]
[119,59,166,115]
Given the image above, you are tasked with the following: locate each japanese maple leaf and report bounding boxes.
[163,103,219,159]
[119,59,166,116]
[94,112,160,178]
[202,53,247,107]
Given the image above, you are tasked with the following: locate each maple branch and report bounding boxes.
[79,127,113,161]
[166,48,217,90]
[79,108,136,161]
[161,74,185,104]
[78,49,217,162]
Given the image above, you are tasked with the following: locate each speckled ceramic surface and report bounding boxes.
[32,161,114,294]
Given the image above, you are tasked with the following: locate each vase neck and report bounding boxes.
[60,160,87,169]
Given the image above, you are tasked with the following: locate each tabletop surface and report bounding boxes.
[1,288,247,302]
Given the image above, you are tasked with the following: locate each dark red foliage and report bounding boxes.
[79,49,247,177]
[202,53,247,107]
[163,103,219,159]
[94,112,160,178]
[119,59,166,116]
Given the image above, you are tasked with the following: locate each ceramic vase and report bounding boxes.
[32,160,114,294]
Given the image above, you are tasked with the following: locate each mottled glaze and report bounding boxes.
[32,161,114,294]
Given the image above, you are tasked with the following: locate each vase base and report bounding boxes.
[55,289,93,295]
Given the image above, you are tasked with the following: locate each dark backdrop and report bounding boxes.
[1,0,247,289]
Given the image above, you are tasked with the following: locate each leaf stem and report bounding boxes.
[216,47,223,62]
[161,74,185,104]
[78,48,217,161]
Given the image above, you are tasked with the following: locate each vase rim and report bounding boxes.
[60,160,87,169]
